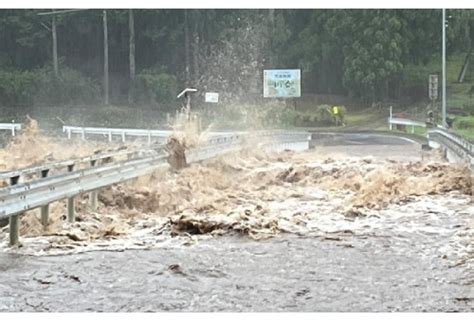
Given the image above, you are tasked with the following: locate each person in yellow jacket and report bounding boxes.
[332,105,340,126]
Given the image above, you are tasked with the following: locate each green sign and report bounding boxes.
[263,69,301,98]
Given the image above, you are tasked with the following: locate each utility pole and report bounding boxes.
[268,9,274,67]
[52,11,58,77]
[103,10,109,106]
[128,9,135,104]
[442,8,447,127]
[184,10,190,86]
[38,9,90,78]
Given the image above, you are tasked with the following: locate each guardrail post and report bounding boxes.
[67,164,75,223]
[89,160,98,212]
[389,106,393,131]
[40,169,50,226]
[9,175,20,246]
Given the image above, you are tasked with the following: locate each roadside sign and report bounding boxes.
[263,69,301,98]
[429,74,438,101]
[205,92,219,103]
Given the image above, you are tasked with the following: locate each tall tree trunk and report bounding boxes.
[103,10,109,105]
[184,10,190,86]
[192,15,199,86]
[51,11,58,78]
[128,9,135,104]
[457,46,471,83]
[267,9,275,67]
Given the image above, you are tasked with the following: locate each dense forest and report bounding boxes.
[0,9,473,110]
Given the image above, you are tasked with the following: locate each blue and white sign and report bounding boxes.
[263,69,301,98]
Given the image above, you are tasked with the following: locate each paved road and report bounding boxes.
[311,132,424,146]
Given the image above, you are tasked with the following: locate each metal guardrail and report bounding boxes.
[0,152,168,220]
[63,125,247,143]
[0,147,160,181]
[0,131,310,246]
[0,123,22,136]
[388,117,426,133]
[427,127,473,163]
[63,125,172,143]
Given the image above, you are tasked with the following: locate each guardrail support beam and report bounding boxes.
[9,214,20,246]
[67,164,75,223]
[40,169,50,226]
[8,176,20,246]
[89,160,98,211]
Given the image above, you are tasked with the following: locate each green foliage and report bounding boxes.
[452,115,474,140]
[342,11,404,100]
[0,65,101,107]
[285,105,346,126]
[0,69,38,106]
[292,9,474,103]
[208,103,346,129]
[0,9,473,107]
[453,115,474,129]
[35,65,101,106]
[130,66,178,109]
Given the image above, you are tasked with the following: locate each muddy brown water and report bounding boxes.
[0,135,473,312]
[0,232,472,312]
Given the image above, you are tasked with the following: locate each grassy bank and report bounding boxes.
[452,115,474,140]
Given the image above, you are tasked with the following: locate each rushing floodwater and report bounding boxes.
[0,136,472,312]
[0,229,472,312]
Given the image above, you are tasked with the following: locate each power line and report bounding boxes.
[37,9,89,16]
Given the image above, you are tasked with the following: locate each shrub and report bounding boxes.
[131,66,177,110]
[0,69,38,106]
[204,102,345,129]
[453,116,474,129]
[34,65,101,106]
[0,65,101,107]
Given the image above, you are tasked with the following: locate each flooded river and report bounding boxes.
[0,132,472,312]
